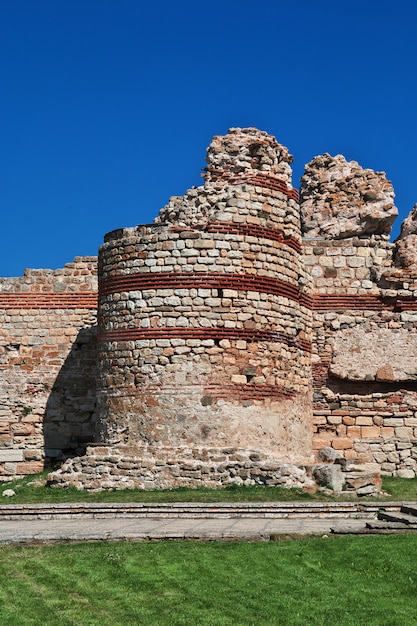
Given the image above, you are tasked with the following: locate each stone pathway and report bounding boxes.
[0,501,415,544]
[0,516,367,544]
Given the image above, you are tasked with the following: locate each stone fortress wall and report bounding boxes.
[0,259,98,478]
[96,129,312,463]
[1,127,416,487]
[301,154,417,478]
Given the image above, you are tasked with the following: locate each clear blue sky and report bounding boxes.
[1,0,416,276]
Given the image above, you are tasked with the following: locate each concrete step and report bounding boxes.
[400,504,417,517]
[331,517,417,535]
[366,520,410,530]
[333,526,417,535]
[377,510,417,526]
[0,501,383,521]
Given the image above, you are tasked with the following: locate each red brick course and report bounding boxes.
[208,169,299,201]
[0,292,98,309]
[99,271,312,308]
[313,294,417,312]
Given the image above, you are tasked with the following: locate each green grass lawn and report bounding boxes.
[1,472,417,504]
[1,475,416,624]
[0,535,416,625]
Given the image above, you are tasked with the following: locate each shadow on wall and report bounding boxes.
[43,327,98,467]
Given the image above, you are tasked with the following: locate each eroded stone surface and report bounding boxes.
[300,153,398,238]
[394,234,417,269]
[204,127,293,183]
[313,464,345,493]
[394,204,417,269]
[329,327,417,382]
[398,203,417,238]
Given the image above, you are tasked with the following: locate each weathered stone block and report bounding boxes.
[361,426,380,439]
[0,450,23,462]
[395,427,413,440]
[396,469,415,479]
[332,437,354,450]
[313,464,345,492]
[16,461,44,475]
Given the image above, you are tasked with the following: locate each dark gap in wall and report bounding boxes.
[327,377,417,396]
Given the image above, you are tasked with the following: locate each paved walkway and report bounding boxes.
[0,516,370,543]
[0,501,394,544]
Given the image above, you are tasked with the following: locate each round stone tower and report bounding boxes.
[97,128,313,466]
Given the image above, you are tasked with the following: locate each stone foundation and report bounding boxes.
[47,444,382,497]
[47,444,314,491]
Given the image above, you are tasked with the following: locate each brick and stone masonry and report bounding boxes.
[301,154,417,478]
[96,128,313,460]
[1,127,416,491]
[61,128,315,491]
[0,259,98,478]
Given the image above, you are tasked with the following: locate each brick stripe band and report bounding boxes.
[313,295,416,312]
[116,382,297,401]
[207,170,299,201]
[97,326,312,353]
[205,222,302,253]
[99,271,312,308]
[203,383,297,400]
[0,292,98,309]
[312,362,331,388]
[2,290,413,313]
[398,301,417,311]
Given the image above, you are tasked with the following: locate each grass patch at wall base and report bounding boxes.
[1,472,417,503]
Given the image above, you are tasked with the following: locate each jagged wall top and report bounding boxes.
[154,127,413,244]
[398,203,417,239]
[204,127,293,185]
[155,127,294,228]
[395,203,417,270]
[300,153,398,239]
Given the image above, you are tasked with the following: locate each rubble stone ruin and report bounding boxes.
[1,127,417,495]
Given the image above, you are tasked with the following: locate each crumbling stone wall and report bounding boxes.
[301,155,417,477]
[83,129,313,489]
[0,258,98,478]
[47,129,316,491]
[300,153,398,238]
[2,128,417,488]
[394,204,417,271]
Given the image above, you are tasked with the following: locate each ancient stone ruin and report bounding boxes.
[1,127,416,495]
